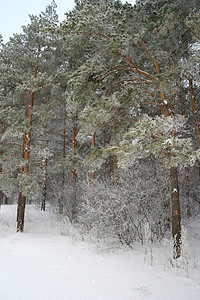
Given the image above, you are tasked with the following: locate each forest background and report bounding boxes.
[0,0,200,260]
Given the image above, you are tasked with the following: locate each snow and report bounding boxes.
[0,205,200,300]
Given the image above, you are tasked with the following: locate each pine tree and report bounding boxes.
[0,1,60,231]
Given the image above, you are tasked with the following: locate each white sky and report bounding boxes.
[0,0,136,43]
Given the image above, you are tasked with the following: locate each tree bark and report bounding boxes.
[170,166,181,259]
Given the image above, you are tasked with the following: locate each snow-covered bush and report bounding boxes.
[78,157,171,248]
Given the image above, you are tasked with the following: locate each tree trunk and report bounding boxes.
[0,150,2,209]
[41,182,46,211]
[4,193,8,205]
[113,122,118,186]
[72,115,77,219]
[17,191,26,232]
[59,103,67,214]
[178,83,190,214]
[170,166,181,259]
[17,45,40,232]
[0,167,2,210]
[189,78,200,148]
[41,159,47,211]
[91,133,95,185]
[189,78,200,178]
[41,124,48,211]
[102,127,106,181]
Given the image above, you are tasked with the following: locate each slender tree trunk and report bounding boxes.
[4,194,8,205]
[178,84,190,213]
[41,155,48,211]
[41,182,46,211]
[41,124,48,211]
[59,102,67,214]
[113,122,118,186]
[72,114,77,219]
[102,127,106,181]
[109,155,112,181]
[0,149,3,209]
[189,79,200,148]
[0,159,2,209]
[189,78,200,178]
[90,133,95,204]
[17,191,26,232]
[170,166,181,259]
[17,45,41,232]
[91,133,95,185]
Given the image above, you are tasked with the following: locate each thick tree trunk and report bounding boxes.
[17,191,26,232]
[170,166,181,259]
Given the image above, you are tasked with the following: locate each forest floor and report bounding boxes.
[0,205,200,300]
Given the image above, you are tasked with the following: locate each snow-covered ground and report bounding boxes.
[0,205,200,300]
